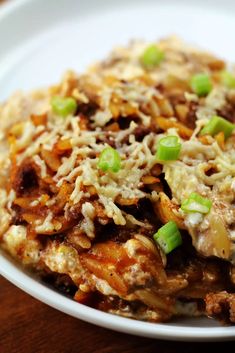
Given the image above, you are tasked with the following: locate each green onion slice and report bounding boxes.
[190,73,212,96]
[200,115,235,140]
[98,147,121,173]
[220,70,235,89]
[181,192,212,214]
[153,221,182,254]
[140,45,164,70]
[156,136,181,161]
[51,96,77,117]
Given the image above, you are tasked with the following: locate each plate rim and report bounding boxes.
[1,0,235,341]
[1,252,235,341]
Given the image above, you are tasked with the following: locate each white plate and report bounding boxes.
[0,0,235,341]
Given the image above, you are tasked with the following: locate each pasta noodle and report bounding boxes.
[1,37,235,324]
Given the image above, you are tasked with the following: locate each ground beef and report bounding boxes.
[12,159,39,196]
[205,291,235,323]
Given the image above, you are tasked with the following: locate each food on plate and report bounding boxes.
[0,37,235,324]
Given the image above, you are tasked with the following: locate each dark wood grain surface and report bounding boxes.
[0,275,233,353]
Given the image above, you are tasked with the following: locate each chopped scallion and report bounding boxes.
[156,136,181,161]
[200,115,235,139]
[98,147,121,173]
[190,73,212,96]
[153,221,182,254]
[140,45,164,70]
[181,192,212,214]
[221,70,235,89]
[51,96,77,117]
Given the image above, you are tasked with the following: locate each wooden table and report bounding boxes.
[0,275,232,353]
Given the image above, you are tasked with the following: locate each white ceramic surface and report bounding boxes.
[0,0,235,341]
